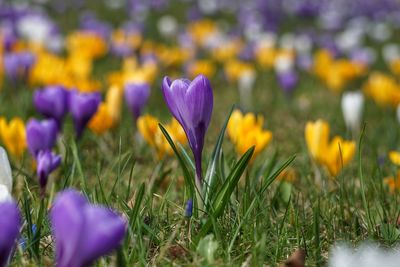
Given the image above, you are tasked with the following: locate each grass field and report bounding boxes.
[1,1,400,266]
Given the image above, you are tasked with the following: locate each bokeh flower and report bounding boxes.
[69,90,101,138]
[0,200,21,267]
[36,150,61,194]
[124,82,150,120]
[26,118,58,157]
[0,117,27,158]
[50,189,126,267]
[33,85,69,128]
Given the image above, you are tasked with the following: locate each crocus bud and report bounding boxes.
[69,91,101,138]
[50,189,127,267]
[33,86,69,128]
[277,70,299,95]
[124,82,150,120]
[161,75,213,185]
[341,91,364,134]
[396,104,400,124]
[184,199,193,218]
[36,151,61,194]
[0,147,12,195]
[26,119,58,157]
[0,200,21,267]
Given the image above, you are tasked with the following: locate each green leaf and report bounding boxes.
[203,106,234,210]
[279,181,292,204]
[159,124,195,206]
[178,143,195,172]
[380,223,400,243]
[125,183,145,246]
[260,155,296,195]
[197,146,254,239]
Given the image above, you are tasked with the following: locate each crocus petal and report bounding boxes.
[80,206,127,266]
[51,190,86,267]
[0,185,12,203]
[0,200,21,267]
[69,91,101,138]
[0,147,12,194]
[26,119,58,157]
[51,189,127,267]
[124,83,151,119]
[37,151,61,191]
[33,86,69,126]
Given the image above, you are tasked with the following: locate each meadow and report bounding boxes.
[1,1,400,266]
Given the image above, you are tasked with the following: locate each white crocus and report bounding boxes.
[0,185,12,203]
[396,104,400,124]
[329,243,400,267]
[157,15,178,38]
[238,70,256,110]
[0,146,12,203]
[341,91,364,134]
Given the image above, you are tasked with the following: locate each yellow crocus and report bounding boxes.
[389,151,400,166]
[363,72,400,107]
[187,19,218,47]
[227,110,272,159]
[211,39,242,62]
[66,52,93,80]
[105,85,123,124]
[137,115,187,159]
[224,60,255,82]
[66,31,107,59]
[164,119,187,150]
[305,120,356,176]
[384,171,400,193]
[88,103,114,135]
[305,120,330,164]
[0,117,26,158]
[187,60,216,79]
[323,136,356,177]
[254,41,277,69]
[389,59,400,76]
[314,49,365,92]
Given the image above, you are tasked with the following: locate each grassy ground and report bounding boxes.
[4,2,400,267]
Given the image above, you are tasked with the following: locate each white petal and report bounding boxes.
[0,146,12,193]
[0,185,12,203]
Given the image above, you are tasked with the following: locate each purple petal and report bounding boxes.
[124,83,150,119]
[51,190,86,267]
[80,206,127,266]
[33,86,69,126]
[26,119,58,157]
[0,201,21,267]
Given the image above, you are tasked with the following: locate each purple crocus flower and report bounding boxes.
[68,91,101,138]
[124,82,150,119]
[50,189,127,267]
[3,52,35,81]
[161,75,213,186]
[26,119,58,157]
[33,86,69,128]
[0,200,21,267]
[36,150,61,195]
[277,70,299,95]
